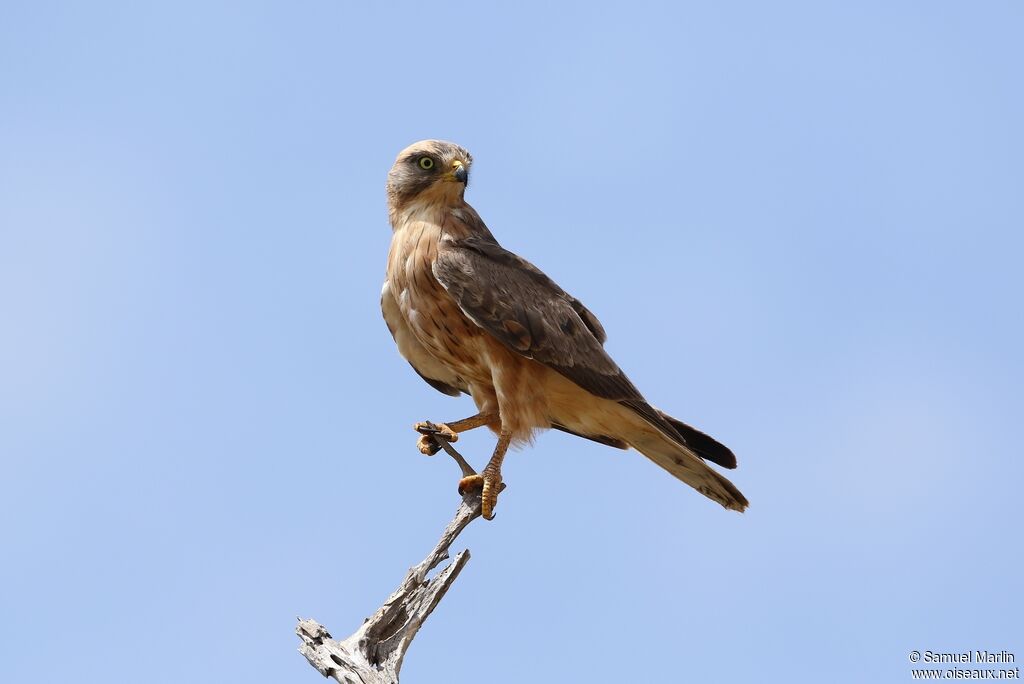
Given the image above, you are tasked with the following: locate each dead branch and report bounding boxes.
[296,433,498,683]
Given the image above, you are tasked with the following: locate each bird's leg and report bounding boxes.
[413,412,494,456]
[458,430,511,520]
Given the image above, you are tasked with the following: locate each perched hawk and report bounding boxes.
[382,140,748,519]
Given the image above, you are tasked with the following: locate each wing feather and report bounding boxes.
[432,235,638,402]
[431,233,735,471]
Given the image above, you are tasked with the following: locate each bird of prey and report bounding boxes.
[382,140,748,519]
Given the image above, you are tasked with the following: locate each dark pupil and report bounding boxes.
[421,158,432,168]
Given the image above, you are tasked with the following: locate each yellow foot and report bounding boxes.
[413,421,458,455]
[458,470,503,520]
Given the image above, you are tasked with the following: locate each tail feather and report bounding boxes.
[626,428,749,512]
[621,399,739,470]
[659,412,737,469]
[548,394,748,511]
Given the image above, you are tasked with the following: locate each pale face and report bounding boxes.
[387,140,473,209]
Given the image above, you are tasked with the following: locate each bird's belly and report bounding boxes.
[394,278,490,382]
[382,280,465,393]
[386,235,555,442]
[393,277,552,439]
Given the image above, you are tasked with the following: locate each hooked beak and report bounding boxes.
[451,160,468,184]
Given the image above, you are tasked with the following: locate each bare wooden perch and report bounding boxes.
[297,426,499,684]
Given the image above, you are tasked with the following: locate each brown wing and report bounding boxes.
[432,234,737,470]
[433,235,641,402]
[433,236,683,441]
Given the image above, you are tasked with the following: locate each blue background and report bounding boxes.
[2,2,1020,682]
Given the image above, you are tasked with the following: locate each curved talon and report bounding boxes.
[458,473,482,495]
[413,421,458,442]
[458,470,502,520]
[413,421,459,456]
[417,434,441,455]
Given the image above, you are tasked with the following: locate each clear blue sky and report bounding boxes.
[2,2,1021,682]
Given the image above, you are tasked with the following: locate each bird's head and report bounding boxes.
[386,140,473,213]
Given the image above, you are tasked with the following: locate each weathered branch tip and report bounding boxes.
[296,438,496,683]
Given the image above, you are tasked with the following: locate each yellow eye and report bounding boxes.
[418,157,434,170]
